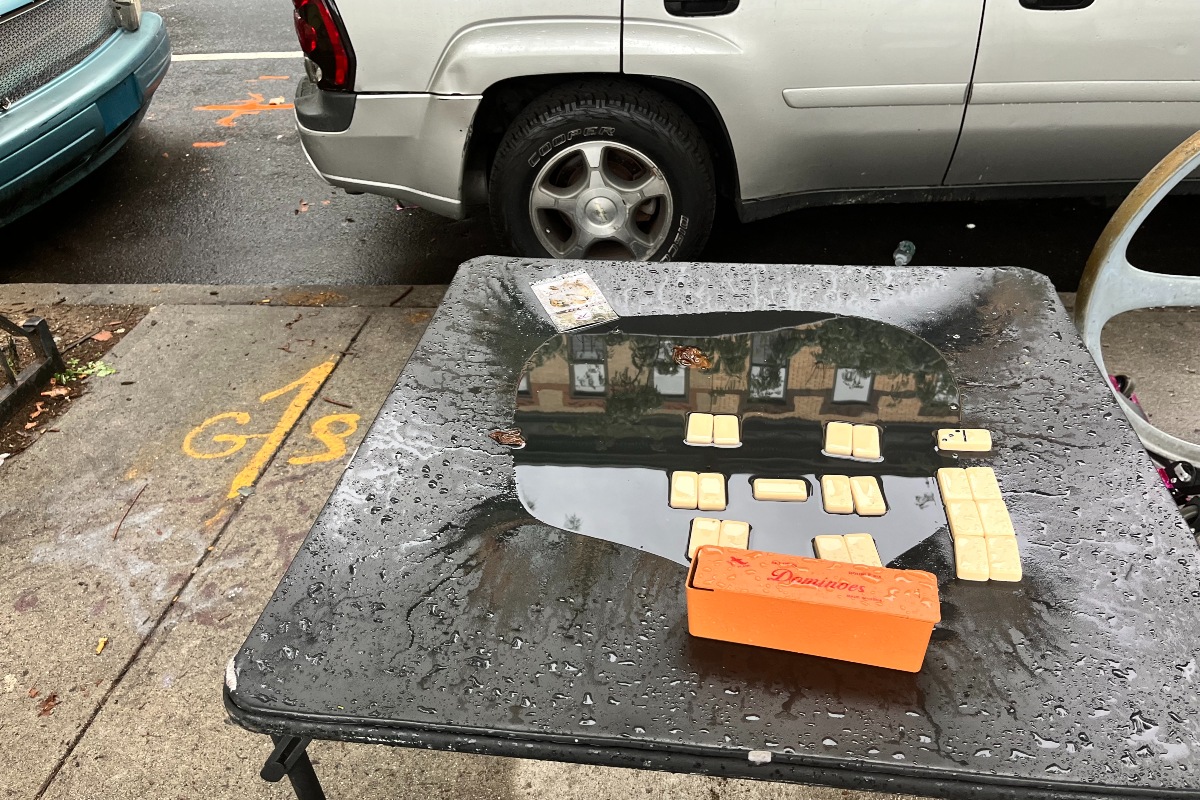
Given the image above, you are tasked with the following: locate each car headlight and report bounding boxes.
[110,0,141,32]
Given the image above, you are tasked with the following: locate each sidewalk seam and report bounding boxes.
[32,311,377,799]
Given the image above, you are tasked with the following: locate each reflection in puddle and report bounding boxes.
[513,313,962,570]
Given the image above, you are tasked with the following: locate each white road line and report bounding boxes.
[172,51,302,62]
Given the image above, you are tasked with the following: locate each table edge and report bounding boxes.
[224,686,1189,800]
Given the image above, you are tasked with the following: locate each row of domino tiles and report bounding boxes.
[829,424,993,459]
[688,414,991,462]
[687,520,883,567]
[670,473,887,516]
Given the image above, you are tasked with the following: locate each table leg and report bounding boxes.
[260,735,326,800]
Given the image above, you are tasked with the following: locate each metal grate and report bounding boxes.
[0,0,117,108]
[0,313,64,423]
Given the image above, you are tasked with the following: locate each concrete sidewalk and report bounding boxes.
[0,283,1195,800]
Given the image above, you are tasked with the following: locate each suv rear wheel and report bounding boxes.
[489,80,716,262]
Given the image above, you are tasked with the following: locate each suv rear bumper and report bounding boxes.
[0,12,170,227]
[295,78,480,220]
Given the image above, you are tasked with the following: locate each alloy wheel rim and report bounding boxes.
[528,141,674,261]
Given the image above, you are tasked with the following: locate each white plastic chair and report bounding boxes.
[1075,130,1200,464]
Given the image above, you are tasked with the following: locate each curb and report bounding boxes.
[0,283,448,308]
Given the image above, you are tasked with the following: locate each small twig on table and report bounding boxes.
[113,484,148,540]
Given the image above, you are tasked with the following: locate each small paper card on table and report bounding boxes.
[531,270,619,331]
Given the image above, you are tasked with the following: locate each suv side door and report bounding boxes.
[622,0,985,206]
[947,0,1200,186]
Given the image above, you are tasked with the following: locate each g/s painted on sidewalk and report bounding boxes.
[182,359,359,498]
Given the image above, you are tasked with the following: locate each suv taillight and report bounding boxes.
[292,0,356,91]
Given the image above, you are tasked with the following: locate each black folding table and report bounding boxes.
[225,258,1200,800]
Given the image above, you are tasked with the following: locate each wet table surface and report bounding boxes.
[226,258,1200,800]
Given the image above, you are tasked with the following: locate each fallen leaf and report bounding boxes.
[40,386,70,398]
[115,328,126,334]
[95,637,108,655]
[27,687,38,698]
[91,330,113,342]
[29,402,46,419]
[24,422,38,431]
[267,96,286,105]
[673,345,713,370]
[489,428,526,448]
[37,694,59,717]
[297,200,309,213]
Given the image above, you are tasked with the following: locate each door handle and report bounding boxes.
[1019,0,1095,9]
[664,0,740,17]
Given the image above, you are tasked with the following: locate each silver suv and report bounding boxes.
[290,0,1200,261]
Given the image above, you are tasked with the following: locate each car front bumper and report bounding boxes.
[294,78,481,220]
[0,11,170,227]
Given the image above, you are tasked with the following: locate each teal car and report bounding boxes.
[0,0,169,227]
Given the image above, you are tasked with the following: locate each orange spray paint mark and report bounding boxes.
[194,93,294,128]
[258,75,290,80]
[192,142,227,148]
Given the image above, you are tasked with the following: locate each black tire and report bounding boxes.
[489,79,716,262]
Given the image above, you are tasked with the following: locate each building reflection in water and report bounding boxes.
[512,316,962,568]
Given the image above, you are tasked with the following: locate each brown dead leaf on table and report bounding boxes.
[673,345,712,370]
[489,428,526,448]
[91,330,113,342]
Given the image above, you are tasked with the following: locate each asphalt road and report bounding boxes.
[3,0,1198,287]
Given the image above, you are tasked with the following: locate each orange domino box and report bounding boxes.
[686,546,941,673]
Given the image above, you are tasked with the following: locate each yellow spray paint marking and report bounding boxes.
[182,412,258,459]
[227,360,336,497]
[289,413,359,466]
[182,359,357,499]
